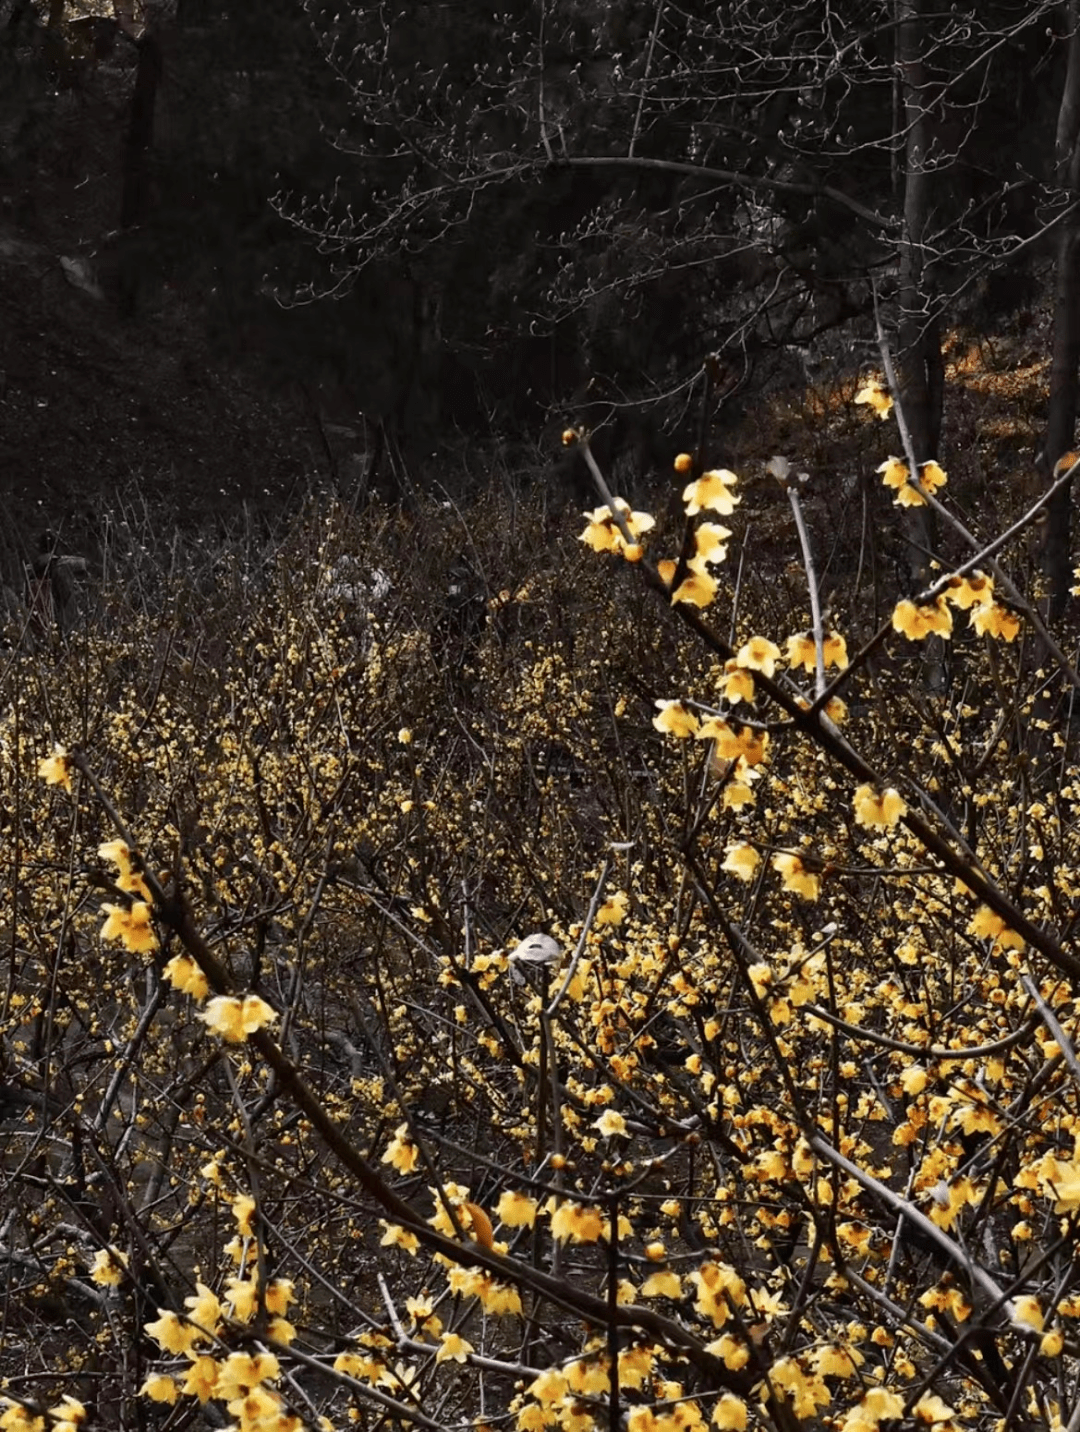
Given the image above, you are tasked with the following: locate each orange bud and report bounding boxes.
[674,452,693,473]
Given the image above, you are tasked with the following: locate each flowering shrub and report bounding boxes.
[4,397,1080,1432]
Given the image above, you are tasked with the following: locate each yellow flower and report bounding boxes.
[594,1109,628,1137]
[265,1278,294,1315]
[653,700,699,737]
[683,469,740,516]
[232,1193,257,1236]
[722,843,761,882]
[788,631,849,673]
[139,1376,178,1405]
[214,1351,280,1399]
[46,1401,86,1432]
[1041,1328,1064,1357]
[596,890,628,925]
[38,744,72,792]
[100,901,158,954]
[891,597,953,641]
[435,1332,474,1363]
[185,1282,223,1335]
[912,1394,954,1424]
[971,602,1021,641]
[89,1247,128,1286]
[379,1221,420,1254]
[580,500,655,555]
[674,452,693,473]
[721,662,755,703]
[694,522,732,565]
[772,853,821,902]
[854,380,893,418]
[163,954,209,1000]
[496,1190,538,1228]
[735,636,781,676]
[181,1357,219,1403]
[852,784,906,829]
[712,1395,747,1430]
[967,905,1024,951]
[381,1123,420,1174]
[98,839,131,870]
[671,559,719,608]
[641,1269,683,1299]
[550,1201,604,1244]
[145,1310,202,1356]
[199,994,277,1042]
[0,1403,45,1432]
[919,460,948,494]
[946,571,993,609]
[877,456,924,506]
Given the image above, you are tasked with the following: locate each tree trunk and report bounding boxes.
[896,0,941,590]
[1042,0,1080,621]
[115,28,163,316]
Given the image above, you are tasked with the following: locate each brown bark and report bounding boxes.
[896,0,941,590]
[1042,0,1080,620]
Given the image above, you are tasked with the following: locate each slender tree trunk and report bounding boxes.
[1042,0,1080,620]
[896,0,941,590]
[115,27,162,316]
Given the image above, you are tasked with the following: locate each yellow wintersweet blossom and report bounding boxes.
[185,1282,223,1335]
[38,743,73,792]
[852,784,906,829]
[653,700,699,737]
[640,1268,683,1298]
[163,954,209,1001]
[527,1368,569,1405]
[854,379,893,419]
[497,1190,538,1227]
[720,661,755,703]
[214,1351,280,1399]
[840,1388,904,1432]
[735,636,781,676]
[199,993,277,1042]
[787,631,849,673]
[580,499,655,556]
[145,1309,202,1356]
[596,890,628,925]
[967,905,1024,952]
[380,1221,420,1253]
[100,901,158,954]
[671,559,719,608]
[971,602,1021,641]
[0,1402,45,1432]
[891,597,952,641]
[772,853,821,902]
[550,1201,605,1244]
[1035,1153,1080,1211]
[89,1247,129,1286]
[381,1123,420,1174]
[694,522,733,565]
[232,1192,257,1236]
[594,1109,628,1137]
[684,469,740,516]
[139,1376,178,1405]
[877,456,947,507]
[46,1400,86,1432]
[691,1262,747,1326]
[181,1357,219,1404]
[712,1394,748,1430]
[946,571,993,609]
[722,843,761,882]
[708,722,769,766]
[435,1332,474,1364]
